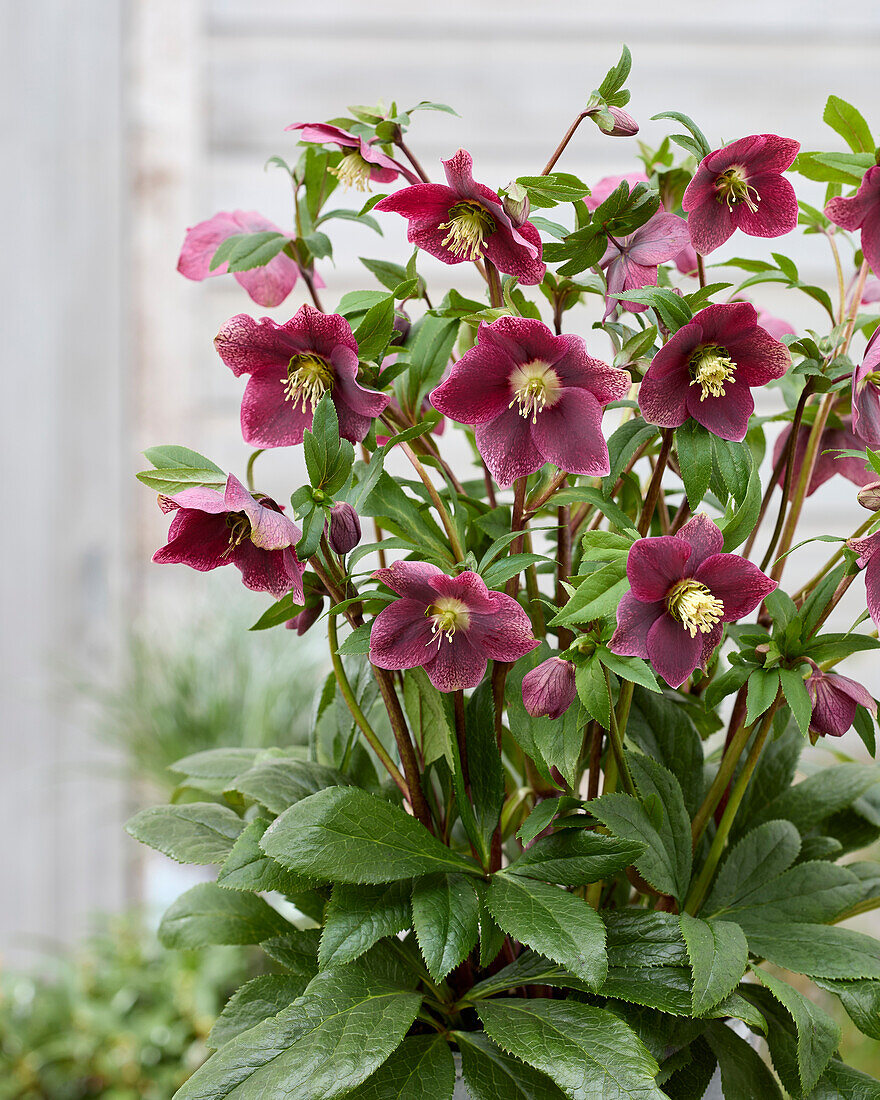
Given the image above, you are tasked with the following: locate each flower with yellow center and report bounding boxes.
[283,353,334,413]
[331,151,373,192]
[714,166,761,213]
[508,359,562,424]
[689,344,737,401]
[425,597,471,648]
[666,579,725,639]
[439,201,496,261]
[221,511,252,559]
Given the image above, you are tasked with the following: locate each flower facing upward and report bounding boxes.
[682,135,800,255]
[286,122,418,191]
[852,328,880,447]
[522,658,577,719]
[374,150,545,284]
[772,415,875,497]
[430,316,630,486]
[600,211,691,318]
[806,662,877,739]
[214,304,389,447]
[848,531,880,628]
[177,210,313,308]
[153,474,304,600]
[638,302,790,441]
[609,514,777,687]
[825,166,880,277]
[369,562,539,692]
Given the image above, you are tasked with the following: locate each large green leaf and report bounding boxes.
[456,1031,566,1099]
[319,882,411,969]
[702,819,801,915]
[343,1035,455,1099]
[706,860,863,929]
[230,760,349,814]
[402,667,455,771]
[599,965,763,1029]
[485,874,607,988]
[465,682,505,853]
[411,874,480,982]
[261,787,479,883]
[159,883,290,949]
[217,817,317,898]
[754,968,839,1094]
[746,923,880,979]
[626,689,704,816]
[604,909,689,968]
[679,913,748,1015]
[704,1020,783,1099]
[753,766,880,832]
[477,998,666,1100]
[174,967,422,1100]
[814,977,880,1040]
[125,803,244,864]
[209,974,309,1049]
[505,830,644,886]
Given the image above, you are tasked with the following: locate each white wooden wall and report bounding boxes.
[2,0,880,957]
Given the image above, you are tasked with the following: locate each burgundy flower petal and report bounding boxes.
[685,372,754,441]
[861,212,880,278]
[225,476,300,551]
[233,542,303,600]
[215,314,303,379]
[466,593,539,662]
[732,173,798,238]
[522,658,577,719]
[865,555,880,627]
[725,326,791,386]
[696,301,758,345]
[374,184,457,222]
[153,509,231,571]
[853,374,880,447]
[685,197,736,255]
[675,513,724,571]
[374,560,445,601]
[627,212,691,265]
[637,328,697,429]
[430,341,516,425]
[233,262,301,309]
[423,635,488,692]
[369,598,436,670]
[825,672,877,715]
[475,404,547,486]
[693,554,777,620]
[646,613,704,688]
[825,166,880,231]
[166,486,229,514]
[430,570,494,612]
[531,388,610,476]
[287,122,359,148]
[484,219,546,285]
[739,134,800,176]
[626,537,691,602]
[608,591,666,659]
[240,373,312,448]
[810,677,859,738]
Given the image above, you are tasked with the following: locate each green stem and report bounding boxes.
[245,449,264,492]
[328,614,407,796]
[690,717,755,847]
[792,514,875,604]
[685,693,782,914]
[759,381,813,573]
[392,431,465,563]
[603,668,636,795]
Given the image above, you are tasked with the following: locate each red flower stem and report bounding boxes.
[669,497,692,534]
[758,380,814,572]
[742,446,789,559]
[637,428,674,536]
[301,267,325,312]
[696,255,707,290]
[524,468,569,520]
[482,462,498,509]
[685,691,783,915]
[485,258,503,307]
[328,612,408,798]
[540,111,588,176]
[395,137,431,183]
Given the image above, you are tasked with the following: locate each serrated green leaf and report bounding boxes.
[824,94,875,154]
[143,444,225,474]
[457,1031,566,1099]
[550,558,629,626]
[159,882,290,949]
[230,759,348,815]
[754,764,880,832]
[353,295,396,361]
[747,922,880,979]
[344,1034,456,1100]
[402,666,455,771]
[262,786,480,883]
[814,976,880,1040]
[136,467,226,495]
[477,998,665,1100]
[679,914,748,1015]
[704,1019,783,1099]
[745,668,780,725]
[675,421,713,508]
[411,874,479,982]
[209,974,309,1050]
[703,819,801,915]
[319,882,411,969]
[125,802,244,865]
[506,830,644,886]
[708,860,861,929]
[465,682,505,854]
[754,968,839,1093]
[603,910,689,969]
[217,817,315,896]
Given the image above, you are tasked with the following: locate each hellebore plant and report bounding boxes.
[132,52,880,1100]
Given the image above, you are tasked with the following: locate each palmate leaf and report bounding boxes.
[703,819,801,914]
[477,998,666,1100]
[174,967,422,1100]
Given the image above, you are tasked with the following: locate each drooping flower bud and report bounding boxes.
[522,657,577,719]
[328,502,362,555]
[858,480,880,511]
[585,99,639,138]
[501,181,530,227]
[806,662,877,739]
[285,600,323,636]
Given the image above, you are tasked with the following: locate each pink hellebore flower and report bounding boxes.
[369,562,538,692]
[214,304,389,447]
[609,514,777,688]
[675,243,699,277]
[584,173,648,212]
[825,166,880,277]
[806,663,877,739]
[682,135,800,255]
[522,657,577,719]
[848,530,880,628]
[756,310,796,342]
[178,210,312,308]
[638,302,790,441]
[286,122,418,191]
[153,474,304,600]
[374,149,545,284]
[852,328,880,447]
[600,211,690,318]
[430,315,630,486]
[772,415,874,496]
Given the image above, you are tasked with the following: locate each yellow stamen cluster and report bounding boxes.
[715,166,761,213]
[689,344,737,401]
[425,598,470,648]
[330,151,372,191]
[439,201,496,261]
[283,353,334,413]
[666,579,724,639]
[222,512,251,558]
[508,360,562,424]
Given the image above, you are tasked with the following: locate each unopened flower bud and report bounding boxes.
[501,181,530,227]
[806,662,877,739]
[391,308,411,346]
[586,101,639,138]
[858,480,880,511]
[285,600,323,636]
[328,502,361,555]
[522,657,576,719]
